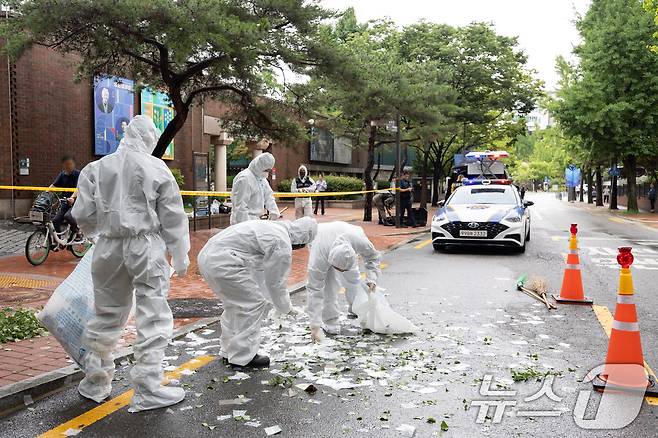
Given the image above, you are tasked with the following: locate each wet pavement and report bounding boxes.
[1,193,658,436]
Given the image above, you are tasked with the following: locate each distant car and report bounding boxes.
[431,181,533,252]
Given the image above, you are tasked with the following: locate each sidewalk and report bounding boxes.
[0,207,426,390]
[565,199,658,230]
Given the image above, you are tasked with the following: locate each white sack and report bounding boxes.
[351,283,417,334]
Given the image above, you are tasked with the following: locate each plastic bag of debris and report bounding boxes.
[37,246,96,367]
[352,282,417,334]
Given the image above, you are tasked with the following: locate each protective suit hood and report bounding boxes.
[279,217,318,245]
[328,241,357,271]
[117,115,161,155]
[298,165,308,179]
[248,153,275,177]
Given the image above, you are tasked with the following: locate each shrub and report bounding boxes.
[0,308,46,343]
[278,175,364,200]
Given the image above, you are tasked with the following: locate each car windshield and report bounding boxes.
[449,186,517,205]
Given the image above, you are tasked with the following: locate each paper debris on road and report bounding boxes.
[228,371,251,380]
[395,424,416,437]
[218,397,252,406]
[63,429,81,437]
[264,425,282,436]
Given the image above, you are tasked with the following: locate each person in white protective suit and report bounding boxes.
[291,165,315,219]
[197,217,317,367]
[306,221,381,342]
[230,153,280,224]
[71,115,190,412]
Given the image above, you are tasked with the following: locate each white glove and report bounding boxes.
[366,281,377,294]
[268,212,280,220]
[310,325,324,343]
[173,255,190,278]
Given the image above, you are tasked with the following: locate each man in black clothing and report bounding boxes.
[51,155,80,234]
[398,171,416,227]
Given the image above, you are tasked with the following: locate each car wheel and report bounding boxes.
[526,224,531,242]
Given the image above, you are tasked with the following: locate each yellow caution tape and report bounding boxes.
[0,185,399,199]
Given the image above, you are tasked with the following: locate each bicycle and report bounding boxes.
[25,192,92,266]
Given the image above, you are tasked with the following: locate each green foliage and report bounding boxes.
[508,127,577,184]
[169,167,185,189]
[0,308,46,343]
[554,0,658,211]
[278,175,363,200]
[0,0,353,157]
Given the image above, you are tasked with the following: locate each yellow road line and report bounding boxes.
[39,355,216,437]
[414,239,432,250]
[609,217,627,224]
[592,305,658,405]
[0,274,57,290]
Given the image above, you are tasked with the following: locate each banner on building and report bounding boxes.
[93,76,134,156]
[141,88,175,160]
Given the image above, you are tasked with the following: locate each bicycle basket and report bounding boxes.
[30,192,61,222]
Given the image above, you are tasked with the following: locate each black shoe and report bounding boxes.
[229,354,270,369]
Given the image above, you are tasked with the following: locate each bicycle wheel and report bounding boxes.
[25,229,50,266]
[69,241,92,258]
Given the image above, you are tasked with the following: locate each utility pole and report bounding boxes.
[395,113,402,228]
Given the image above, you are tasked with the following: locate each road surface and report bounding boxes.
[1,192,657,437]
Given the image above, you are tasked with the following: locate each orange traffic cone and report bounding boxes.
[553,224,592,304]
[593,247,658,396]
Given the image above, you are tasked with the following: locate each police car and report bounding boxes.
[431,151,533,252]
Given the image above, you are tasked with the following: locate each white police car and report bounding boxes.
[431,180,533,252]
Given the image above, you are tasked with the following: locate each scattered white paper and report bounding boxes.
[265,425,282,436]
[396,424,416,437]
[217,415,232,422]
[228,371,251,381]
[64,429,81,437]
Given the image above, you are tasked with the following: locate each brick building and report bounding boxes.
[0,37,376,218]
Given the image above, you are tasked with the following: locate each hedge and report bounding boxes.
[278,175,365,200]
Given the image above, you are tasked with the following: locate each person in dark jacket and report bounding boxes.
[50,155,80,233]
[398,171,416,227]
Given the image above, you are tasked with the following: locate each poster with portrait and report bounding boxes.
[94,76,134,155]
[141,88,175,160]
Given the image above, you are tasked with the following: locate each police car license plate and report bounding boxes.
[29,211,44,222]
[460,230,487,238]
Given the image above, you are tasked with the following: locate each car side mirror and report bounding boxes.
[523,201,534,207]
[438,200,446,207]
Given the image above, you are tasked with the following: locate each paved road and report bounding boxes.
[1,192,657,437]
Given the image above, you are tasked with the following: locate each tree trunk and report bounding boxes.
[624,155,638,213]
[586,168,593,204]
[153,89,188,158]
[431,159,442,206]
[579,171,585,202]
[595,166,604,207]
[363,125,376,222]
[419,146,430,209]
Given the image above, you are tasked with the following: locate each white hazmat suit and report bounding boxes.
[72,115,190,412]
[306,221,381,338]
[291,165,315,219]
[230,153,280,224]
[198,217,317,366]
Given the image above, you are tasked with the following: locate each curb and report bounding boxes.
[0,316,221,416]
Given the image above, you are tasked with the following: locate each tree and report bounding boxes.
[398,22,541,206]
[0,0,350,158]
[554,0,658,212]
[295,16,452,221]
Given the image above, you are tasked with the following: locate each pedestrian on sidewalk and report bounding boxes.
[603,186,610,204]
[72,115,191,412]
[398,171,416,227]
[373,179,395,225]
[306,221,381,343]
[292,165,315,218]
[649,183,657,213]
[198,217,317,368]
[314,173,327,215]
[230,153,280,224]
